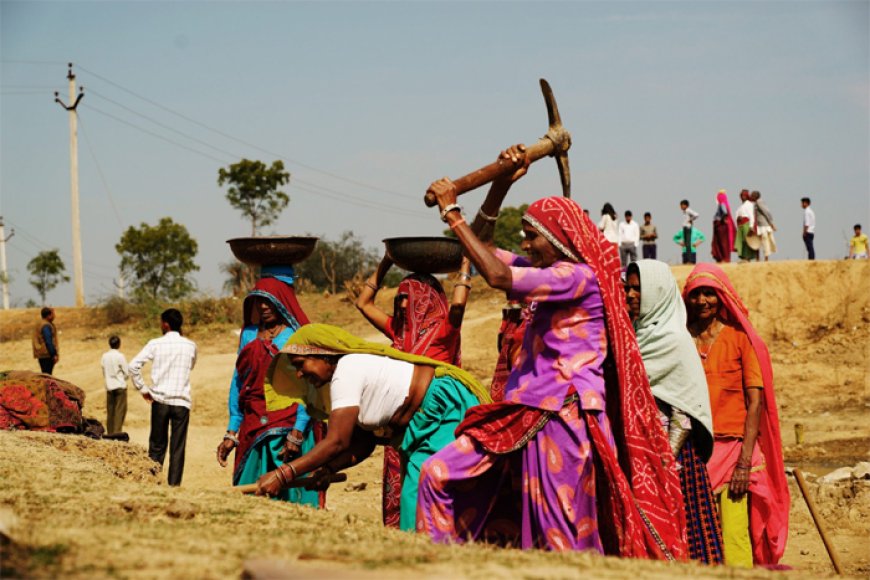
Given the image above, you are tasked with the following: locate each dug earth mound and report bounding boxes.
[1,260,868,577]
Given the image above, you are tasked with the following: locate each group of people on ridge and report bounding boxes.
[214,144,789,568]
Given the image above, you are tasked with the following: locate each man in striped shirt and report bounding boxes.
[129,308,197,486]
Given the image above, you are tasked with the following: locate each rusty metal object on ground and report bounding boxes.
[423,78,572,207]
[227,236,319,266]
[236,472,348,495]
[383,237,463,274]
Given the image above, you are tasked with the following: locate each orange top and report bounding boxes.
[699,324,763,437]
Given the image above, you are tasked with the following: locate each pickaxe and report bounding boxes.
[423,78,572,207]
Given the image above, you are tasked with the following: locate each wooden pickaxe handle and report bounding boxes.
[423,78,571,208]
[236,472,348,495]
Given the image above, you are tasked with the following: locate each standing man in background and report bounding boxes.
[849,224,867,259]
[32,307,58,375]
[640,211,658,259]
[618,210,640,267]
[751,191,777,262]
[101,335,129,435]
[801,197,816,260]
[129,309,197,486]
[680,199,699,258]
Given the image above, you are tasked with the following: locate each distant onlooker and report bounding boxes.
[101,335,129,435]
[640,212,658,259]
[801,197,816,260]
[674,227,706,264]
[129,309,197,486]
[751,191,777,262]
[850,224,868,259]
[598,203,619,248]
[735,190,759,262]
[711,190,736,264]
[32,307,58,375]
[618,210,640,266]
[680,199,699,259]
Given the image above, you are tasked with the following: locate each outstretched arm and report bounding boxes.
[448,257,472,328]
[355,255,394,334]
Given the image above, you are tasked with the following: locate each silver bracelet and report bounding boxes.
[459,272,472,281]
[285,433,304,447]
[440,203,463,222]
[477,208,499,223]
[223,433,239,446]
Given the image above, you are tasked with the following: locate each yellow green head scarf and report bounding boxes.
[267,323,491,420]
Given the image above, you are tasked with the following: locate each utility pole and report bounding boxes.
[55,63,85,307]
[0,216,14,310]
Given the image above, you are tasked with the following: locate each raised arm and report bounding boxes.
[428,145,529,292]
[354,255,394,334]
[448,257,472,328]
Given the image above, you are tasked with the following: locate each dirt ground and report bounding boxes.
[1,259,868,578]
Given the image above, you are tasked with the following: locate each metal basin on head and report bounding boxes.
[384,236,463,274]
[227,236,319,266]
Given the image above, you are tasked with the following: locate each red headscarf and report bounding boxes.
[387,273,460,365]
[716,190,737,251]
[243,276,310,329]
[682,263,789,564]
[525,197,687,559]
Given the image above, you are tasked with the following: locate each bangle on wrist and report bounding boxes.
[477,208,499,223]
[448,216,466,230]
[286,463,297,480]
[223,433,239,446]
[440,203,462,222]
[365,281,379,292]
[274,465,289,487]
[459,272,472,281]
[456,283,471,289]
[285,433,304,447]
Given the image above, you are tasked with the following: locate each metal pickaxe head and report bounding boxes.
[539,78,572,198]
[423,78,573,206]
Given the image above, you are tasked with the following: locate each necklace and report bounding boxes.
[260,324,286,341]
[692,320,722,361]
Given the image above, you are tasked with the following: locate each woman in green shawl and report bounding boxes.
[255,323,488,531]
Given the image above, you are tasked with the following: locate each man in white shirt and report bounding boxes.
[801,197,816,260]
[679,199,699,260]
[129,308,197,486]
[101,335,129,435]
[618,210,640,267]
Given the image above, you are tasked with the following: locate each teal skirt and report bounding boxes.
[397,375,480,531]
[236,428,320,507]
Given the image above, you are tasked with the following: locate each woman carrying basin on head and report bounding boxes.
[355,254,472,528]
[416,144,686,558]
[625,259,723,564]
[682,263,789,567]
[215,267,323,507]
[254,323,488,532]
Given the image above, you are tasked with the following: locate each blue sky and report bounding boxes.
[1,1,867,307]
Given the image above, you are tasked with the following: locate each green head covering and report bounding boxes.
[268,323,490,420]
[629,260,713,459]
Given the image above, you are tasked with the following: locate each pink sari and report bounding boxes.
[683,264,789,565]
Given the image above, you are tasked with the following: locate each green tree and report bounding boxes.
[221,260,258,298]
[27,249,69,305]
[295,231,379,294]
[218,159,291,235]
[444,203,528,253]
[116,217,200,301]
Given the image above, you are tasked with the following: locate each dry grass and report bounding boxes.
[1,260,869,578]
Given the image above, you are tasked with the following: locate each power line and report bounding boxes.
[75,64,414,200]
[77,115,126,230]
[82,103,232,165]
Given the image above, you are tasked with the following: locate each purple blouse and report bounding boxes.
[496,249,607,412]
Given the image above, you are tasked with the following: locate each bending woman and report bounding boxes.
[625,260,723,564]
[355,254,471,527]
[216,270,323,507]
[683,264,789,567]
[418,145,686,558]
[255,323,489,532]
